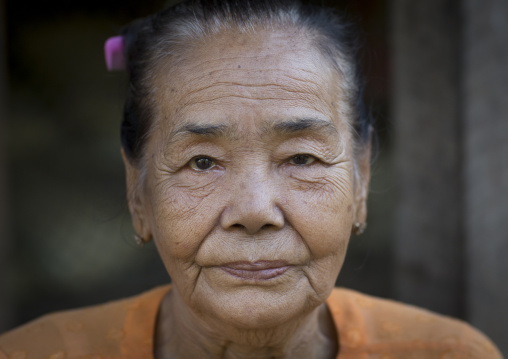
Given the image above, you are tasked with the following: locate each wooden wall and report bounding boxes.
[392,0,508,354]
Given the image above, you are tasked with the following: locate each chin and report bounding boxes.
[193,283,321,332]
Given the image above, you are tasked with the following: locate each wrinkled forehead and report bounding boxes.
[150,28,350,134]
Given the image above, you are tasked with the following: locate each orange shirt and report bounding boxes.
[0,286,502,359]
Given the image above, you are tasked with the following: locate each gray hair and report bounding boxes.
[120,0,371,164]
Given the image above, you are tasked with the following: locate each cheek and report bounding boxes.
[284,168,354,258]
[284,170,354,300]
[146,170,226,262]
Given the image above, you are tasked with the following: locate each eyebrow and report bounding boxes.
[169,117,337,142]
[175,123,229,136]
[168,123,237,143]
[269,118,338,136]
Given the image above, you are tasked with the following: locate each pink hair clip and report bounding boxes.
[104,36,126,71]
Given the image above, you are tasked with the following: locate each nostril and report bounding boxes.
[230,223,273,232]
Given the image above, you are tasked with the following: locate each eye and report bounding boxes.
[289,154,316,166]
[189,156,216,171]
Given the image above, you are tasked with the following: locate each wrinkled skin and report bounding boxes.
[123,28,370,359]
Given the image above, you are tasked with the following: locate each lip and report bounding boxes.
[219,261,290,280]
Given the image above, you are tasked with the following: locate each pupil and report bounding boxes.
[294,155,308,165]
[196,157,212,170]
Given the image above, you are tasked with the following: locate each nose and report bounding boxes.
[220,170,284,234]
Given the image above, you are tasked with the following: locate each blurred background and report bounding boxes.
[0,0,506,355]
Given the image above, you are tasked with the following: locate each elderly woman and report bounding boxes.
[0,0,502,358]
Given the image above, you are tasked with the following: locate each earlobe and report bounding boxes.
[121,149,152,243]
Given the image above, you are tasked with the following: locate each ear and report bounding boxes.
[121,149,152,242]
[353,140,371,226]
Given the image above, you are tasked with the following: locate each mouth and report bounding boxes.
[219,261,290,281]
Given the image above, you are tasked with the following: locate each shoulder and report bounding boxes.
[327,288,503,359]
[0,285,170,359]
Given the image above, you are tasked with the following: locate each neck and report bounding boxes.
[154,288,338,359]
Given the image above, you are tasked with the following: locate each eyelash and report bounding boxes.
[188,156,217,171]
[288,154,317,166]
[187,154,318,172]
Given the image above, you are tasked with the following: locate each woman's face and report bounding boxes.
[125,29,369,329]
